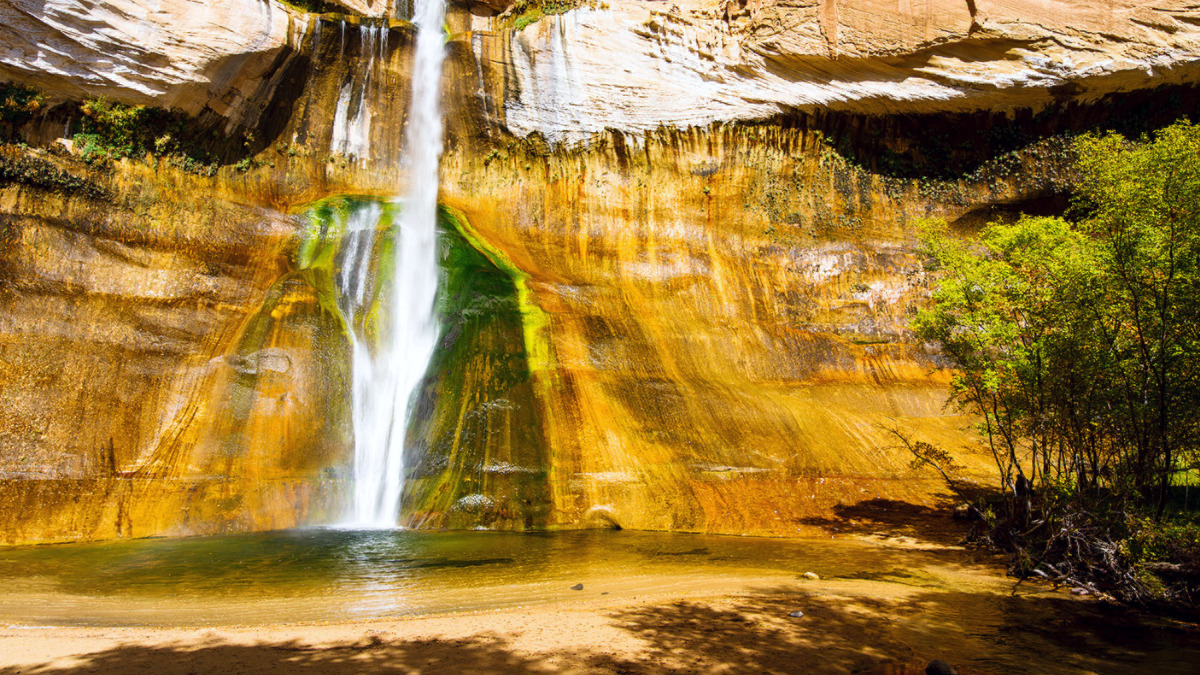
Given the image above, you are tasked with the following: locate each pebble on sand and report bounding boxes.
[570,583,584,591]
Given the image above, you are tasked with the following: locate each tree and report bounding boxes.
[916,120,1200,519]
[1074,124,1200,516]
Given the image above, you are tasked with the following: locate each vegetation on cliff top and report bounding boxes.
[1,82,257,175]
[915,120,1200,615]
[275,0,339,13]
[503,0,587,30]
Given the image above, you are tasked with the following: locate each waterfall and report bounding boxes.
[343,0,448,527]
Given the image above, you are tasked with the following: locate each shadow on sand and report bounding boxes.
[797,497,987,547]
[8,585,1198,675]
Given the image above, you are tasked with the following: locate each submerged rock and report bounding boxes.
[925,659,958,675]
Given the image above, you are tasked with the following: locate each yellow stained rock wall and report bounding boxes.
[0,150,351,545]
[435,124,1052,534]
[3,8,1198,543]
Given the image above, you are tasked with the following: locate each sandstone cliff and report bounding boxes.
[1,0,1198,543]
[493,0,1200,142]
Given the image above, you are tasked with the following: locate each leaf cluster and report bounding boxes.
[915,120,1200,611]
[0,83,43,140]
[917,120,1200,513]
[505,0,584,30]
[71,97,249,175]
[275,0,337,13]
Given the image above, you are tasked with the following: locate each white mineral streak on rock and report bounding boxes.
[331,24,389,161]
[0,0,291,116]
[331,81,365,157]
[503,0,1200,144]
[4,0,1200,141]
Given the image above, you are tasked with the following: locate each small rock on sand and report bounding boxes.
[570,583,583,591]
[788,611,805,618]
[803,572,820,580]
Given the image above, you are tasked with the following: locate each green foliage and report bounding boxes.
[1074,123,1200,512]
[513,8,544,30]
[275,0,336,13]
[917,119,1200,611]
[0,83,43,140]
[75,98,154,161]
[1122,518,1200,605]
[1124,518,1200,565]
[507,0,582,30]
[68,96,245,174]
[917,120,1200,514]
[915,215,1103,497]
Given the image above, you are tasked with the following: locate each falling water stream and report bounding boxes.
[344,0,448,527]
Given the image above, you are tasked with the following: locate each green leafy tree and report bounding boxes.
[914,121,1200,608]
[1074,124,1200,515]
[917,121,1200,518]
[917,216,1107,507]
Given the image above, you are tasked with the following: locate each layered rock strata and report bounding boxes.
[7,1,1200,139]
[1,1,1200,542]
[0,150,350,543]
[490,0,1200,142]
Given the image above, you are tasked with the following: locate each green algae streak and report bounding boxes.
[289,195,551,529]
[438,204,555,375]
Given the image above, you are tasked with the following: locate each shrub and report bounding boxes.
[915,119,1200,614]
[1,83,43,140]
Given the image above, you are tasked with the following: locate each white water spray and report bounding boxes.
[344,0,448,527]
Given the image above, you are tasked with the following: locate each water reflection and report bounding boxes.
[3,530,1199,674]
[0,529,961,626]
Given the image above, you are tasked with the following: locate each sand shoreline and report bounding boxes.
[2,530,1198,675]
[0,580,952,674]
[4,567,1199,675]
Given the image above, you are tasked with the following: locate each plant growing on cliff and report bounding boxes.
[74,98,155,161]
[1,83,43,141]
[505,0,584,30]
[275,0,336,13]
[916,120,1200,613]
[67,96,240,174]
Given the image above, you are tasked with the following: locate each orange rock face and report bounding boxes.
[1,4,1199,543]
[0,153,351,544]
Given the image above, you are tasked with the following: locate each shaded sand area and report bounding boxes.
[1,526,1198,674]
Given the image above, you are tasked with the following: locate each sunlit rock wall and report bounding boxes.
[483,0,1200,143]
[2,1,1200,542]
[433,124,1051,533]
[0,150,351,544]
[0,14,420,544]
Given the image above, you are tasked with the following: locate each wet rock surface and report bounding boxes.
[1,1,1199,542]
